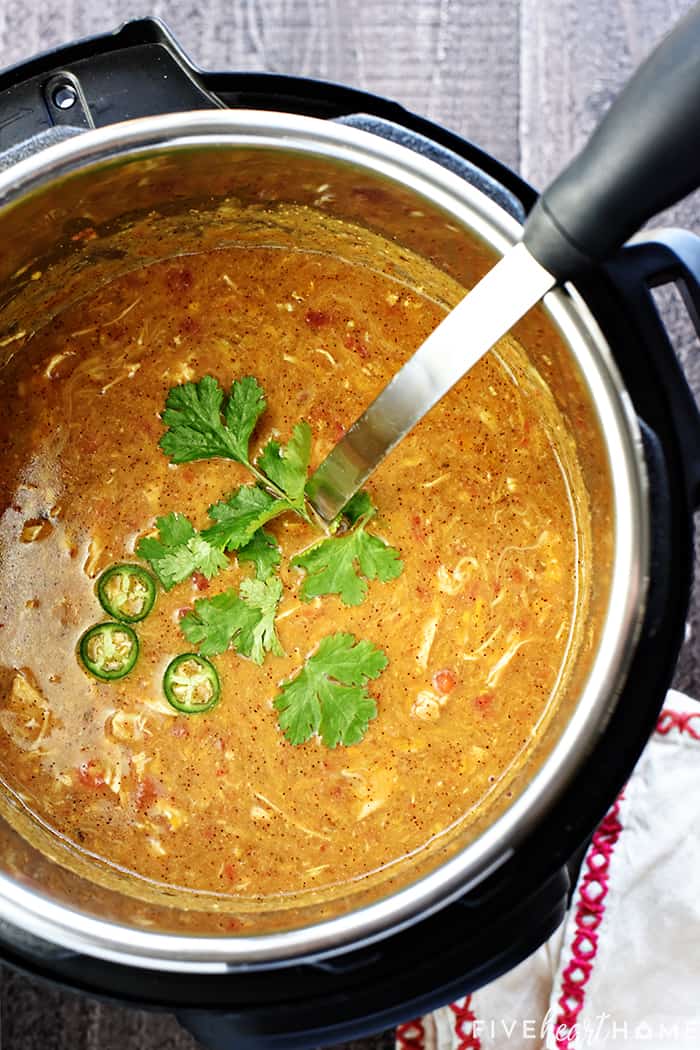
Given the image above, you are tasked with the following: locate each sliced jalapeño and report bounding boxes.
[97,564,156,623]
[79,622,139,681]
[163,654,221,714]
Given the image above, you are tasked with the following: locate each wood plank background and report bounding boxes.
[0,1,699,1046]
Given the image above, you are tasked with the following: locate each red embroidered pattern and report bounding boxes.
[656,707,700,739]
[553,795,624,1048]
[450,996,482,1049]
[395,1017,425,1049]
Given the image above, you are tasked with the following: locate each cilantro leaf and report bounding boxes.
[180,589,257,656]
[180,577,283,663]
[225,376,267,462]
[238,528,281,580]
[202,486,290,552]
[292,524,403,606]
[341,490,376,526]
[137,513,228,590]
[153,511,196,547]
[273,633,387,747]
[160,375,265,465]
[185,536,230,579]
[258,421,311,512]
[238,577,284,664]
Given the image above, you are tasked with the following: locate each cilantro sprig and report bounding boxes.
[134,374,401,747]
[202,486,288,552]
[160,374,265,469]
[136,513,227,591]
[274,633,387,747]
[160,375,313,523]
[180,577,284,664]
[292,493,403,605]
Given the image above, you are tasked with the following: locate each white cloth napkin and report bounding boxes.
[396,690,700,1050]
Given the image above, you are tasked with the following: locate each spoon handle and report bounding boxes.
[524,2,700,280]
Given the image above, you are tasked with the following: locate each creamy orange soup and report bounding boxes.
[0,243,581,910]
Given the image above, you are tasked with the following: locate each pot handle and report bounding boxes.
[598,229,700,511]
[0,17,222,164]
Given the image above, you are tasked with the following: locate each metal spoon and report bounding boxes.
[306,2,700,523]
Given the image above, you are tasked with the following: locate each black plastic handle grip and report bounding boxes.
[523,3,700,280]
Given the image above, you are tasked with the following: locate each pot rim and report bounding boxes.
[0,109,649,971]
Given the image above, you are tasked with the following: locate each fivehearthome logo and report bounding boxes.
[459,1009,700,1048]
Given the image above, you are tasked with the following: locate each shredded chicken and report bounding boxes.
[83,537,109,578]
[422,473,449,489]
[6,672,52,751]
[109,711,150,742]
[0,328,26,348]
[411,690,443,722]
[496,530,549,574]
[340,765,397,819]
[100,361,142,395]
[252,791,330,841]
[70,297,141,338]
[415,613,440,669]
[462,625,502,662]
[250,804,272,822]
[150,799,187,831]
[20,518,53,543]
[312,347,337,366]
[436,555,479,595]
[304,864,330,877]
[147,836,166,857]
[131,751,151,778]
[44,351,76,379]
[486,637,532,688]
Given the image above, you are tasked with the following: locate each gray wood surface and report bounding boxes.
[0,0,699,1046]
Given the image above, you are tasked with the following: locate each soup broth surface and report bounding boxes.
[0,243,581,909]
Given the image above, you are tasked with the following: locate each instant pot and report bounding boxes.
[0,18,698,1049]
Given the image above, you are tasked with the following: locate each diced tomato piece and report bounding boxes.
[77,759,106,788]
[433,668,458,695]
[171,721,190,738]
[176,607,193,621]
[192,571,209,591]
[305,309,331,329]
[411,514,426,542]
[473,693,493,711]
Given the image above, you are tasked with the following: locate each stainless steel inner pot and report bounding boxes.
[0,111,648,972]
